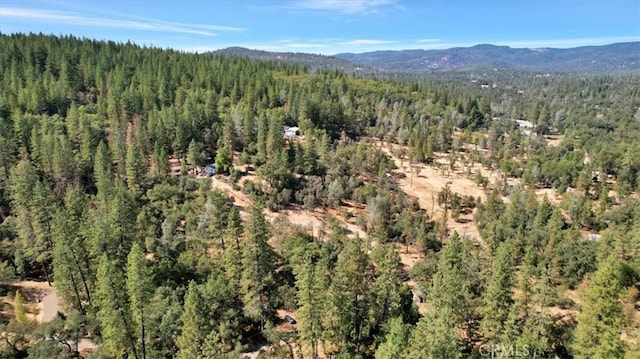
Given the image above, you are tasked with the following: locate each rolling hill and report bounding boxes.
[210,46,364,72]
[212,42,640,73]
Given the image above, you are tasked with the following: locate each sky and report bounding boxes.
[1,0,639,55]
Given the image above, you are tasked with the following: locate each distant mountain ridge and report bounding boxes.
[210,47,360,72]
[336,42,640,72]
[212,42,640,73]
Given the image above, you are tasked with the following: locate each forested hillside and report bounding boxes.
[336,42,640,72]
[212,42,640,73]
[0,33,639,358]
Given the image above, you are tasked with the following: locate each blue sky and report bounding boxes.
[1,0,639,54]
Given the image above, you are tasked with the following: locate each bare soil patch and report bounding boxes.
[0,281,54,323]
[545,134,565,147]
[205,173,365,242]
[367,139,486,241]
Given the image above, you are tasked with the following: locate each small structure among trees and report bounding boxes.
[203,163,216,176]
[283,126,300,138]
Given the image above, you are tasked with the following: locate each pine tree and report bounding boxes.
[294,248,327,359]
[240,201,276,330]
[406,308,462,359]
[111,123,128,178]
[375,316,409,359]
[513,248,555,357]
[301,138,318,175]
[152,142,169,176]
[94,141,114,204]
[125,143,146,194]
[572,255,626,358]
[95,254,138,359]
[241,107,255,151]
[224,206,242,249]
[14,290,27,323]
[429,233,471,327]
[201,330,227,359]
[221,113,237,151]
[177,281,210,359]
[481,241,514,343]
[266,112,284,159]
[215,146,232,174]
[200,267,243,349]
[187,139,205,167]
[256,114,268,164]
[10,156,55,284]
[107,181,138,266]
[0,118,17,182]
[127,242,153,359]
[371,244,403,328]
[323,239,372,355]
[52,205,90,313]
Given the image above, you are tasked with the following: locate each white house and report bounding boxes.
[284,126,300,137]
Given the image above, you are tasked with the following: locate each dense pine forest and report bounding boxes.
[0,33,639,358]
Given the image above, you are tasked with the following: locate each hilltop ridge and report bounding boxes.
[211,42,640,73]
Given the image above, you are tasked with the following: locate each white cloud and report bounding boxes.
[292,0,397,14]
[0,7,244,36]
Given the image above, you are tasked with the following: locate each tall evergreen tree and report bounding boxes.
[52,207,88,313]
[481,241,514,343]
[177,281,210,359]
[375,316,410,359]
[430,233,472,327]
[94,140,114,204]
[266,111,284,161]
[323,239,372,356]
[371,244,404,329]
[406,308,462,359]
[10,156,55,282]
[224,206,242,249]
[294,247,327,359]
[240,201,276,330]
[256,114,268,164]
[127,242,153,359]
[572,255,626,358]
[95,254,138,359]
[125,143,146,194]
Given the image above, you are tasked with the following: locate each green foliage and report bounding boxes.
[95,254,137,358]
[481,241,514,343]
[14,289,27,323]
[430,234,472,326]
[187,139,206,167]
[214,146,233,174]
[28,309,84,359]
[126,144,147,194]
[407,309,462,359]
[240,201,278,328]
[292,242,329,359]
[375,316,410,359]
[0,33,638,357]
[572,255,627,358]
[322,239,373,356]
[126,242,153,359]
[177,281,210,359]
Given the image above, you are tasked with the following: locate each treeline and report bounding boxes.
[0,33,638,358]
[0,33,439,358]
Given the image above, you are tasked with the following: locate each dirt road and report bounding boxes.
[40,290,59,323]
